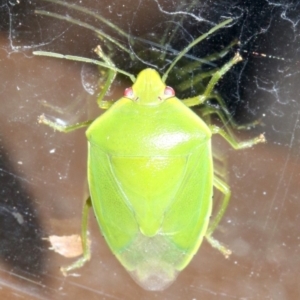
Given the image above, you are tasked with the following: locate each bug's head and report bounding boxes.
[124,68,175,105]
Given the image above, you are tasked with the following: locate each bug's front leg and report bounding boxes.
[182,53,243,108]
[93,45,117,109]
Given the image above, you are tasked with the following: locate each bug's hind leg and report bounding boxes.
[61,197,92,276]
[205,176,232,258]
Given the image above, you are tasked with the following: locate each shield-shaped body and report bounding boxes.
[86,69,213,290]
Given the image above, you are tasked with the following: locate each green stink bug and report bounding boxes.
[34,4,265,291]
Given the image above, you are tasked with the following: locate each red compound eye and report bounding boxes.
[164,86,175,97]
[124,87,134,98]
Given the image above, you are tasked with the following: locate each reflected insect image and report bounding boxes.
[34,0,265,291]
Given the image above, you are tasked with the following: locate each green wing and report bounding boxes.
[88,141,212,290]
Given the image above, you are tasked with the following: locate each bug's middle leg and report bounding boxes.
[38,114,94,133]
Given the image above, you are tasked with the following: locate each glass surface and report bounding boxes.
[0,0,299,299]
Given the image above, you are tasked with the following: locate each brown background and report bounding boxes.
[0,0,299,299]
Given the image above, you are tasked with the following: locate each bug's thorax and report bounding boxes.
[87,73,211,157]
